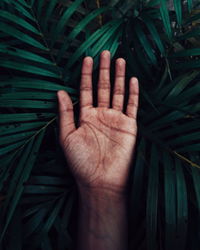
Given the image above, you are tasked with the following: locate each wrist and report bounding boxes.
[77,182,128,203]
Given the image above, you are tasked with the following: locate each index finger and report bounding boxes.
[80,57,93,111]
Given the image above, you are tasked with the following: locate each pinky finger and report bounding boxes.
[126,77,139,119]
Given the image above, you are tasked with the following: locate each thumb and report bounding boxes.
[57,90,76,143]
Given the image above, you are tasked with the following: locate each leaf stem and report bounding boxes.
[173,151,200,169]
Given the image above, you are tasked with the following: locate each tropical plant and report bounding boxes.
[0,0,200,249]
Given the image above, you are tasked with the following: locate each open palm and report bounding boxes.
[57,51,139,193]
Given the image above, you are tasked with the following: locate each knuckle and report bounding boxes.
[113,104,122,110]
[127,112,136,119]
[128,102,138,108]
[80,86,92,91]
[113,88,124,95]
[81,75,91,82]
[98,81,110,89]
[98,101,108,106]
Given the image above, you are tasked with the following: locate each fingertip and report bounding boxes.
[57,90,72,108]
[101,50,111,58]
[57,90,66,99]
[130,77,139,93]
[116,58,126,66]
[130,77,138,84]
[83,56,93,65]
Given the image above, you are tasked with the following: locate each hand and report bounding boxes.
[57,50,139,194]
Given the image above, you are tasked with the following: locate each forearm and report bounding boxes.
[76,186,128,250]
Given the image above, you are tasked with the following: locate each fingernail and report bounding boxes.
[131,77,138,84]
[57,90,64,99]
[58,92,68,109]
[84,57,93,66]
[102,50,110,57]
[117,58,126,66]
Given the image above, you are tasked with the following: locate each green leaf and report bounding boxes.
[159,120,200,138]
[169,48,200,57]
[177,28,200,40]
[0,61,61,78]
[28,176,67,186]
[0,99,56,109]
[0,92,57,101]
[0,121,46,136]
[60,192,75,227]
[56,7,110,63]
[163,71,199,101]
[191,167,200,211]
[14,0,30,8]
[147,110,185,131]
[174,84,200,104]
[43,198,64,232]
[65,19,122,69]
[159,0,172,39]
[50,0,84,48]
[0,10,41,35]
[146,143,159,250]
[176,143,200,152]
[130,138,146,223]
[5,207,22,250]
[2,0,35,21]
[0,152,19,190]
[36,0,46,19]
[30,0,35,7]
[134,21,157,65]
[175,159,188,250]
[147,0,160,7]
[119,0,136,15]
[131,28,152,77]
[0,77,78,95]
[163,152,176,250]
[0,129,45,240]
[41,235,53,250]
[0,131,35,146]
[156,71,195,101]
[188,0,193,13]
[0,113,55,124]
[0,140,26,157]
[173,0,182,26]
[23,185,65,194]
[0,44,54,65]
[170,131,200,147]
[171,59,200,70]
[90,21,122,57]
[41,0,58,32]
[24,208,47,238]
[184,13,200,25]
[0,23,47,50]
[141,14,165,56]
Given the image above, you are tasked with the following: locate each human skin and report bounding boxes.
[57,50,139,250]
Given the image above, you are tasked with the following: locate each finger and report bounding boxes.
[126,77,139,119]
[80,56,93,110]
[57,90,76,142]
[98,50,111,108]
[112,58,126,111]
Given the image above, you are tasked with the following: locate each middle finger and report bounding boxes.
[98,50,111,108]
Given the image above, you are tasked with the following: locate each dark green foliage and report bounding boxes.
[0,0,200,249]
